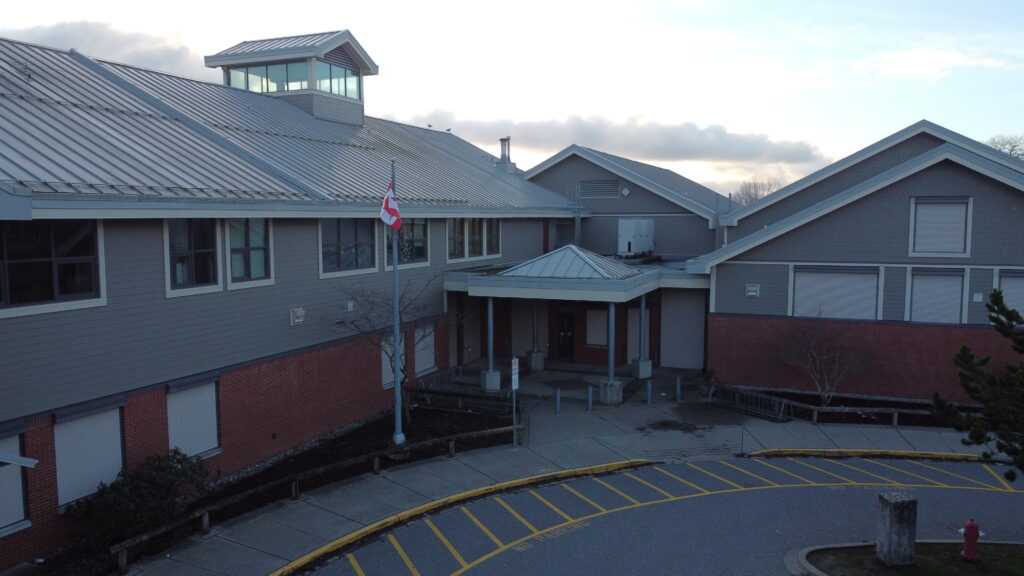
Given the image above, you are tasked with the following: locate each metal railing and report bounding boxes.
[706,381,793,422]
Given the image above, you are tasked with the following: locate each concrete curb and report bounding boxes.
[784,540,1024,575]
[750,449,981,462]
[265,458,652,576]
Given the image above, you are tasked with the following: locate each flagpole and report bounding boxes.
[390,158,406,446]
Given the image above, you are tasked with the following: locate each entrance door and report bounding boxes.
[557,308,575,358]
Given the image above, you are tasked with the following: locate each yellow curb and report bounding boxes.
[749,448,980,461]
[266,459,650,576]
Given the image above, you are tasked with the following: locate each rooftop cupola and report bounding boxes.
[204,30,378,126]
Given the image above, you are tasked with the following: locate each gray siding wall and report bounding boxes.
[967,268,996,324]
[582,215,713,259]
[323,47,359,70]
[530,155,692,214]
[0,217,542,424]
[714,263,790,316]
[882,266,907,321]
[312,93,364,125]
[733,133,946,240]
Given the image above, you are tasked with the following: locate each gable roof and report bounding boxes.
[686,142,1024,274]
[720,119,1024,226]
[501,244,641,279]
[525,144,734,225]
[203,30,378,75]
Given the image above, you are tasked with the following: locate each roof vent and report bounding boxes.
[498,137,516,173]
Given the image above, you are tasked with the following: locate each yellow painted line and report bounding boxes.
[911,460,1000,490]
[594,477,641,505]
[346,554,366,576]
[751,458,814,484]
[865,459,948,486]
[461,506,504,547]
[688,462,743,489]
[495,496,539,533]
[562,483,607,512]
[530,490,575,522]
[388,534,422,576]
[752,448,980,461]
[424,518,468,568]
[789,458,855,484]
[655,466,709,493]
[625,472,675,499]
[984,464,1015,491]
[720,460,777,486]
[827,458,897,484]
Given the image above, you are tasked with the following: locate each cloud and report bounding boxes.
[854,49,1005,81]
[0,21,219,81]
[406,111,825,165]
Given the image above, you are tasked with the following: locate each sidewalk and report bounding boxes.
[10,368,992,576]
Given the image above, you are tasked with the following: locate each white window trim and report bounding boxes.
[445,218,502,264]
[164,219,224,298]
[318,219,379,279]
[0,221,107,320]
[384,220,432,271]
[908,197,972,258]
[225,219,275,291]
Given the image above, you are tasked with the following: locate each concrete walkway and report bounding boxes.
[5,368,995,576]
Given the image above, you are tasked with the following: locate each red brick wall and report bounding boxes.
[123,388,169,469]
[707,314,1018,401]
[2,418,64,571]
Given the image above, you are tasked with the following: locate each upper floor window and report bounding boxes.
[315,61,360,100]
[228,218,271,285]
[0,220,98,308]
[447,219,500,261]
[227,61,308,93]
[321,218,376,275]
[910,198,971,257]
[167,219,219,292]
[386,218,429,266]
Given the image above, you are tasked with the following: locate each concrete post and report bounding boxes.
[876,492,917,566]
[607,301,616,386]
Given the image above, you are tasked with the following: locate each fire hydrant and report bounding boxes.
[960,519,980,561]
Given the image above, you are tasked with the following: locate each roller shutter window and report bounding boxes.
[586,309,608,346]
[382,334,404,389]
[167,383,219,456]
[911,271,963,324]
[912,199,968,255]
[0,435,25,528]
[793,269,878,320]
[54,408,122,505]
[999,274,1024,314]
[415,327,436,376]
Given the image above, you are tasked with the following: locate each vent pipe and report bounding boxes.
[498,137,516,173]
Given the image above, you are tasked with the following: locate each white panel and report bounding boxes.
[911,274,963,324]
[168,383,218,456]
[914,202,967,254]
[415,327,436,375]
[54,409,122,505]
[794,271,877,320]
[1000,275,1024,314]
[0,435,24,528]
[586,309,608,346]
[382,334,405,388]
[660,290,706,369]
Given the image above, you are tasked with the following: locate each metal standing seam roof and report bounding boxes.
[501,245,641,279]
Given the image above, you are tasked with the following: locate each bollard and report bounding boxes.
[449,439,456,457]
[201,511,210,534]
[373,455,381,474]
[587,385,593,411]
[555,387,561,414]
[676,376,682,402]
[291,480,299,500]
[876,492,917,566]
[646,380,652,405]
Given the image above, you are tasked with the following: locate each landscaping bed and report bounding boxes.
[807,542,1024,575]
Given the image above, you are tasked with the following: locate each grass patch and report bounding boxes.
[807,543,1024,575]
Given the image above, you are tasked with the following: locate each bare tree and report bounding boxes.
[776,325,868,406]
[734,179,782,206]
[987,134,1024,160]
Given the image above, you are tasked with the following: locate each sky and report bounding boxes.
[3,0,1022,194]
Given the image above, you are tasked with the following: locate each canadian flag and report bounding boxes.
[379,182,402,230]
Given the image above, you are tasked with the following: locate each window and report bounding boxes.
[168,383,219,457]
[54,408,122,505]
[447,219,501,261]
[0,435,26,531]
[910,270,963,324]
[793,268,878,320]
[321,218,376,275]
[415,326,436,376]
[910,198,970,256]
[999,272,1024,313]
[586,309,608,346]
[227,61,308,93]
[314,60,360,99]
[386,219,429,265]
[167,219,219,294]
[228,218,271,286]
[0,220,99,308]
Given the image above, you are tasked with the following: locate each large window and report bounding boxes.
[314,60,361,99]
[321,218,376,274]
[228,218,271,285]
[167,219,218,290]
[910,198,970,256]
[386,219,428,265]
[447,219,500,261]
[168,383,219,457]
[227,61,308,93]
[910,270,963,324]
[0,220,98,308]
[793,268,878,320]
[999,272,1024,314]
[54,408,122,505]
[381,333,404,389]
[0,434,26,531]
